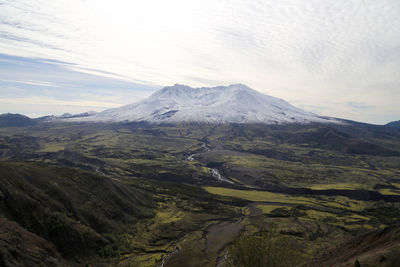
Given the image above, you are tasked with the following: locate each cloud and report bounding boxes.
[1,79,59,87]
[346,102,373,110]
[0,96,120,109]
[0,96,119,118]
[0,0,399,123]
[0,54,158,116]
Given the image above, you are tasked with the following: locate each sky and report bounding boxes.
[0,0,399,124]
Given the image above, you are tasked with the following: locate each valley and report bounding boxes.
[1,0,399,264]
[1,120,400,266]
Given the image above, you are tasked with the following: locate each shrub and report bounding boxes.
[226,225,305,267]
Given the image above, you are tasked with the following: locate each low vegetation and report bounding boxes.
[226,226,305,267]
[0,121,399,265]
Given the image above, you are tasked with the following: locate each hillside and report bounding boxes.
[0,160,247,266]
[0,113,36,127]
[0,217,66,266]
[0,161,155,264]
[386,120,400,128]
[309,225,400,266]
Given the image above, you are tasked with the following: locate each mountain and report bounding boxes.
[386,120,400,128]
[76,84,338,124]
[37,111,98,122]
[0,113,37,127]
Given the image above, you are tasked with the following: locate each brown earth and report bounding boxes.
[0,217,66,266]
[308,224,400,266]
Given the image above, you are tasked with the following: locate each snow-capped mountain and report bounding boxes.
[76,84,338,124]
[38,111,98,122]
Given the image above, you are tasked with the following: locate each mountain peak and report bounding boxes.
[154,83,192,96]
[74,84,339,124]
[162,83,190,91]
[227,83,251,89]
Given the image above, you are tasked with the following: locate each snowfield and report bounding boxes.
[72,84,339,124]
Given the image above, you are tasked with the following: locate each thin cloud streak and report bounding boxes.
[1,79,59,87]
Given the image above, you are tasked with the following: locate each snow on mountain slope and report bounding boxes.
[37,111,98,122]
[76,84,338,124]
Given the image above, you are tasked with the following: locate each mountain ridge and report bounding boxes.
[0,113,37,127]
[36,111,98,122]
[386,120,400,128]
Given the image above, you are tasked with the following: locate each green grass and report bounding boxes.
[308,183,368,190]
[256,204,289,214]
[204,187,317,206]
[379,188,400,195]
[216,153,398,190]
[39,142,66,152]
[203,187,375,220]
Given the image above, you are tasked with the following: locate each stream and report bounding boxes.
[158,236,189,267]
[186,142,235,184]
[210,168,234,184]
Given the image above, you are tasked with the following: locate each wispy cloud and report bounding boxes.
[1,79,59,87]
[0,96,121,109]
[0,0,399,123]
[0,54,158,116]
[346,102,373,110]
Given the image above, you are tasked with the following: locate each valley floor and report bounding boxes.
[1,122,400,266]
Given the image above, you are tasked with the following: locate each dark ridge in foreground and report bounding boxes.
[0,217,66,266]
[0,161,155,265]
[309,224,400,266]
